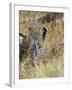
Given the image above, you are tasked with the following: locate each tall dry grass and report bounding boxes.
[19,11,64,79]
[19,55,64,79]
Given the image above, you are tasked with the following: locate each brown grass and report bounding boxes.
[19,11,64,79]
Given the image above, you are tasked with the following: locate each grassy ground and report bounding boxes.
[19,11,64,79]
[19,53,64,79]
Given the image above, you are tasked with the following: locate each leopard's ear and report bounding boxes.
[42,26,48,41]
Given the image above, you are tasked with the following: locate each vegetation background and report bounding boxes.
[19,11,64,79]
